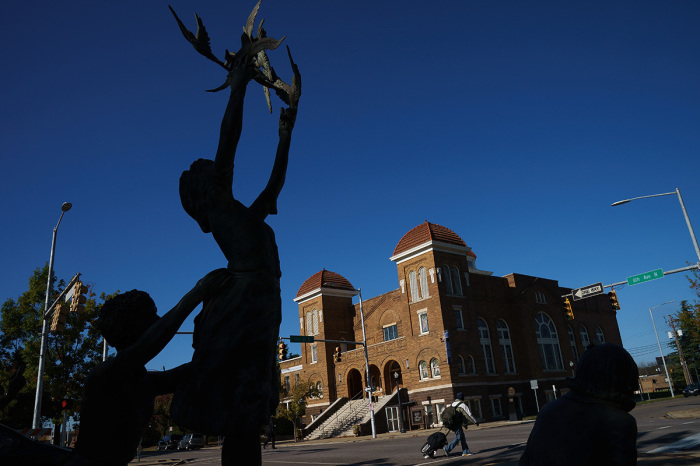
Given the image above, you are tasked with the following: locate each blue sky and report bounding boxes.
[2,0,699,372]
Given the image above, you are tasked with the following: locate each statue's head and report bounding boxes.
[97,290,159,352]
[569,343,639,411]
[179,158,215,233]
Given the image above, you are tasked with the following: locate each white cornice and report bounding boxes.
[281,364,303,374]
[390,240,471,264]
[293,286,357,304]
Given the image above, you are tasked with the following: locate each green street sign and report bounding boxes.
[627,268,664,286]
[289,335,314,343]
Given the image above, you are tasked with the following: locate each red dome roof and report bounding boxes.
[393,221,467,256]
[296,269,355,298]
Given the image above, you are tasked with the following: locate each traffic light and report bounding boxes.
[333,346,342,363]
[70,281,88,314]
[60,398,74,411]
[278,341,288,361]
[608,290,620,310]
[562,298,574,320]
[50,302,69,333]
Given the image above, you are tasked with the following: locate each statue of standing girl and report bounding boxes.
[169,3,301,464]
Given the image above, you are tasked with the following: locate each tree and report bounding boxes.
[671,267,700,386]
[0,265,107,427]
[276,381,320,442]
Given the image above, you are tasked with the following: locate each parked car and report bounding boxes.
[683,383,699,397]
[0,423,72,465]
[177,433,206,450]
[157,434,183,451]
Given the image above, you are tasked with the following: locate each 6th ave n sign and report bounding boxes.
[572,282,604,301]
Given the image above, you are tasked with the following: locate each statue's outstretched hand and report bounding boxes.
[228,52,255,86]
[279,107,297,134]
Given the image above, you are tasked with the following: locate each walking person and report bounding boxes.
[263,416,276,449]
[443,392,479,457]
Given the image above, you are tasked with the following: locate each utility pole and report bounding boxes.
[667,317,692,385]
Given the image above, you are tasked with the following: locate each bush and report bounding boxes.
[275,416,294,435]
[141,426,162,448]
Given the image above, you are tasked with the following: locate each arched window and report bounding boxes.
[409,270,419,302]
[430,358,441,378]
[477,318,495,374]
[497,319,516,374]
[442,265,453,295]
[317,381,323,398]
[305,311,312,336]
[452,267,462,296]
[457,355,466,375]
[579,325,590,349]
[419,361,429,380]
[568,325,579,362]
[466,355,476,374]
[419,267,429,298]
[312,309,319,335]
[535,312,564,371]
[595,326,605,344]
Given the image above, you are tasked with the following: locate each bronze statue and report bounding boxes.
[168,2,301,464]
[70,271,230,466]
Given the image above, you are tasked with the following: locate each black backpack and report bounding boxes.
[441,405,463,430]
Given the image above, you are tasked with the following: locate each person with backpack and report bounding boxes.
[442,392,479,457]
[263,416,276,449]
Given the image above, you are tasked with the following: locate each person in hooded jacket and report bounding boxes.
[519,343,639,466]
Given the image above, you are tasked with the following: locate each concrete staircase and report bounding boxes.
[304,391,398,440]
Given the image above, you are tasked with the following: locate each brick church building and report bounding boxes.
[278,221,622,433]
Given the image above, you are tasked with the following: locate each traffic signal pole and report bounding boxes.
[33,204,72,429]
[285,292,377,438]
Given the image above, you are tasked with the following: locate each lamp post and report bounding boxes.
[321,282,376,438]
[612,188,700,264]
[33,202,72,428]
[393,371,406,433]
[649,300,676,398]
[356,289,377,439]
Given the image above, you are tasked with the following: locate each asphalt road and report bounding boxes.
[131,397,700,465]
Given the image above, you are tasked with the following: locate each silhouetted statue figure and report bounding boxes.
[519,343,639,466]
[70,271,229,466]
[168,3,300,465]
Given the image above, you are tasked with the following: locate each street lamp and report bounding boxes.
[356,289,377,439]
[612,188,700,264]
[324,282,376,438]
[649,300,676,398]
[393,371,406,433]
[33,202,72,428]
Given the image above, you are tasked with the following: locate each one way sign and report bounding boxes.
[572,282,604,301]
